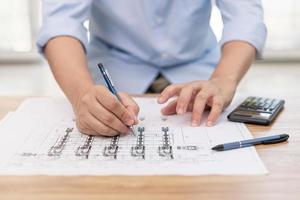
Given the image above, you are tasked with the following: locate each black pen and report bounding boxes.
[98,63,136,136]
[212,134,289,151]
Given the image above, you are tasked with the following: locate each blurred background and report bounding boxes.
[0,0,299,97]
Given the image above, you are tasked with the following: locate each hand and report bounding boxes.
[73,85,139,136]
[157,78,237,126]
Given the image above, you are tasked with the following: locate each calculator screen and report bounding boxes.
[234,110,272,119]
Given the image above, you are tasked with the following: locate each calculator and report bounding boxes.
[227,96,285,125]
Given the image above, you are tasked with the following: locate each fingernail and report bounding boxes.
[133,115,138,123]
[206,121,213,127]
[125,118,134,125]
[191,121,198,127]
[158,97,164,103]
[177,108,183,114]
[129,111,138,123]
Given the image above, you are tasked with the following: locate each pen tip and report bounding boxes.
[212,145,223,151]
[130,127,136,136]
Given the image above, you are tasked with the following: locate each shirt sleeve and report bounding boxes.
[36,0,91,54]
[216,0,267,58]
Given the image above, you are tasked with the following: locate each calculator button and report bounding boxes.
[265,99,271,104]
[248,101,256,107]
[248,97,255,101]
[269,100,280,111]
[256,97,262,102]
[257,102,264,109]
[254,100,260,105]
[264,100,274,109]
[241,101,249,107]
[241,97,252,105]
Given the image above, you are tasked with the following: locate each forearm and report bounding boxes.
[210,41,256,85]
[44,36,138,136]
[44,36,94,106]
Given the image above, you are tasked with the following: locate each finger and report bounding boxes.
[95,88,134,126]
[158,84,183,104]
[187,101,195,112]
[191,91,212,126]
[89,98,130,133]
[206,97,224,127]
[85,113,120,136]
[119,92,140,123]
[176,85,194,114]
[76,118,96,136]
[161,99,178,115]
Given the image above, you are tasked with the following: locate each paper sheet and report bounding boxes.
[0,97,267,175]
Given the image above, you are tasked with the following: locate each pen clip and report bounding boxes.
[262,134,289,144]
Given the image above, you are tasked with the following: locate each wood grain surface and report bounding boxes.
[0,95,299,200]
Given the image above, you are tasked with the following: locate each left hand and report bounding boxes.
[157,78,237,127]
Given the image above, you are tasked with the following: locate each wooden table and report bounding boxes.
[0,96,299,200]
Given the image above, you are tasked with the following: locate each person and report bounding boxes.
[37,0,267,136]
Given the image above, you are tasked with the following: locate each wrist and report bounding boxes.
[70,82,94,110]
[209,76,237,101]
[209,75,238,89]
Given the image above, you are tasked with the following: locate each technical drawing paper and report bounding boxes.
[0,97,267,175]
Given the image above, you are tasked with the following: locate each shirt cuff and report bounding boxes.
[36,18,88,54]
[219,22,267,59]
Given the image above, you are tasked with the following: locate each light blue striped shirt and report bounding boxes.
[37,0,267,94]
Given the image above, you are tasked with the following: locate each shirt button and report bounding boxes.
[160,52,169,60]
[156,16,163,24]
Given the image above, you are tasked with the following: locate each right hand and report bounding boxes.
[73,85,139,136]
